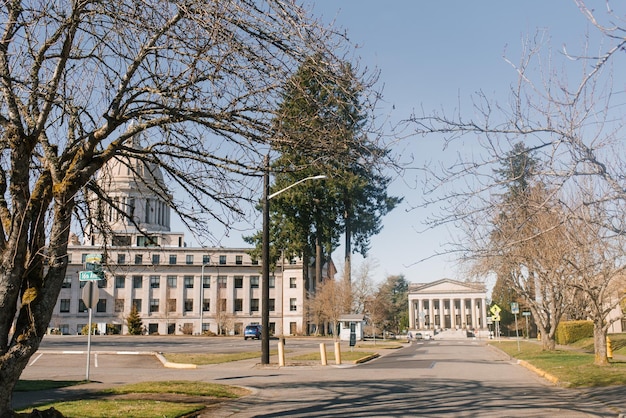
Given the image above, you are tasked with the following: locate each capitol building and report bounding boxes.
[50,147,311,336]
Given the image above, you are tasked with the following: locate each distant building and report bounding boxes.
[50,143,319,336]
[408,279,488,330]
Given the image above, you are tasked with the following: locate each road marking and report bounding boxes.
[95,353,99,368]
[28,353,43,366]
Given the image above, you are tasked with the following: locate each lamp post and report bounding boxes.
[261,155,326,364]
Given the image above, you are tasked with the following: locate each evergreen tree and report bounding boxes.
[246,56,400,292]
[126,305,144,335]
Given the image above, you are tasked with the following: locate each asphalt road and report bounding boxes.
[15,336,626,417]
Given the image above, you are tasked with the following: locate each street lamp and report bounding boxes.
[261,155,326,364]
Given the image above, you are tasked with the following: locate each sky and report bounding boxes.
[174,1,609,288]
[303,1,597,286]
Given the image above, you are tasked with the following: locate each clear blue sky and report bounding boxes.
[307,1,597,286]
[174,1,607,288]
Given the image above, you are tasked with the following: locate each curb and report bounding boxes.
[154,353,197,369]
[516,359,560,385]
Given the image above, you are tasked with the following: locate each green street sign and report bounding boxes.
[79,271,100,281]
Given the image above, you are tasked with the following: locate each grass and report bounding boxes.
[163,350,277,365]
[20,399,204,418]
[493,340,626,387]
[17,380,248,418]
[102,380,243,398]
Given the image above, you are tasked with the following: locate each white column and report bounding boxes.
[459,298,468,328]
[408,298,416,329]
[471,298,477,329]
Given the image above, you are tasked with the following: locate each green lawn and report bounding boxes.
[493,338,626,387]
[17,381,248,418]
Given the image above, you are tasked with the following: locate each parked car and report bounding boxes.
[244,324,262,340]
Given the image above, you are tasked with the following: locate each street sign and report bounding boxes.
[490,304,501,316]
[79,271,100,281]
[81,281,99,309]
[522,311,531,317]
[510,302,519,314]
[85,253,102,263]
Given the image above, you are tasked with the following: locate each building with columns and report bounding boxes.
[408,279,488,331]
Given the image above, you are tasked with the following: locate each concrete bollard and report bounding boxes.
[334,341,341,365]
[278,338,285,367]
[320,343,327,366]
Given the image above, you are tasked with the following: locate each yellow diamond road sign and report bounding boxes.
[490,304,501,315]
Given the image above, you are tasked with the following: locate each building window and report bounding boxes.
[203,299,210,312]
[115,299,124,312]
[251,258,259,265]
[167,275,177,288]
[169,255,177,265]
[133,276,142,289]
[62,276,72,289]
[235,255,243,265]
[219,298,227,312]
[218,276,227,289]
[202,275,210,288]
[60,299,70,313]
[150,299,159,313]
[98,279,106,289]
[78,300,87,313]
[235,298,243,312]
[289,258,297,265]
[115,276,125,289]
[152,254,160,265]
[269,298,275,312]
[184,276,194,288]
[250,276,259,289]
[269,276,275,289]
[290,298,297,312]
[186,255,194,265]
[150,276,160,289]
[117,253,126,264]
[184,299,194,312]
[167,299,177,312]
[219,255,226,265]
[202,255,210,264]
[234,276,243,288]
[96,299,107,313]
[134,254,143,265]
[132,299,142,312]
[251,298,259,312]
[290,277,297,288]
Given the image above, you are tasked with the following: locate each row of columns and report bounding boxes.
[409,297,488,330]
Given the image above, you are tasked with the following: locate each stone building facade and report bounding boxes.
[408,279,488,330]
[50,144,311,336]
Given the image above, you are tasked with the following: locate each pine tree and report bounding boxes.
[126,305,144,335]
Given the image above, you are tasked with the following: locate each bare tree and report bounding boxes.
[561,193,626,365]
[309,278,350,340]
[0,0,361,413]
[408,1,626,350]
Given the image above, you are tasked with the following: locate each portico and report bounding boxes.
[408,279,488,330]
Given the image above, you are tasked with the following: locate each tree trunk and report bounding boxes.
[593,323,609,366]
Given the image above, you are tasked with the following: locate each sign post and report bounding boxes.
[511,302,520,352]
[80,254,103,381]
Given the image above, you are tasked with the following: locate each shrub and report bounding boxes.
[556,320,593,344]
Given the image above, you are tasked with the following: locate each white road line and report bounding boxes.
[94,353,99,368]
[28,353,43,366]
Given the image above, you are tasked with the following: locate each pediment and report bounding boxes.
[409,278,485,295]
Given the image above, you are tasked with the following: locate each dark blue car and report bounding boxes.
[244,324,261,340]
